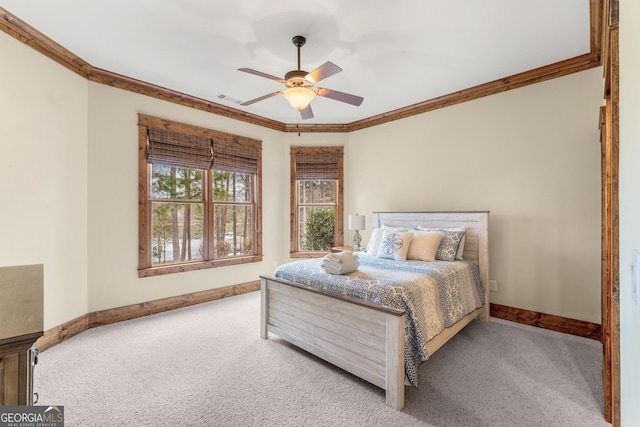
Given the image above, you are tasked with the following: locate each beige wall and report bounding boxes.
[620,0,640,424]
[86,83,286,312]
[348,68,604,324]
[1,28,602,328]
[0,31,89,329]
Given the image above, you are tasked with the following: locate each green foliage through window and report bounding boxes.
[151,165,204,264]
[301,208,335,251]
[150,165,254,265]
[139,117,262,276]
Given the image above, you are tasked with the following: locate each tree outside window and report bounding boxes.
[151,165,204,264]
[212,171,255,258]
[138,114,262,277]
[290,146,343,256]
[298,181,336,251]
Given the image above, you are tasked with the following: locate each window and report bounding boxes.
[138,114,262,277]
[290,146,343,257]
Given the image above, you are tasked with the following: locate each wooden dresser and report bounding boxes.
[0,264,43,405]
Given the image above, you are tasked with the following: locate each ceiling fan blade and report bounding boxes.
[300,104,314,120]
[240,91,283,106]
[238,68,285,83]
[315,87,364,106]
[305,61,342,83]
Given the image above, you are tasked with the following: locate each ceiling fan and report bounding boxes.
[238,35,364,120]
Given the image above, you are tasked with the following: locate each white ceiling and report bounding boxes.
[2,0,591,125]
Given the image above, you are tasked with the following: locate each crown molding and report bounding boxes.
[90,67,286,132]
[1,7,92,78]
[1,5,602,134]
[345,52,601,132]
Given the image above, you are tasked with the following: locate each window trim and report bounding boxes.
[289,146,344,258]
[138,114,262,277]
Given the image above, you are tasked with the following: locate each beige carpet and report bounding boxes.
[34,291,610,426]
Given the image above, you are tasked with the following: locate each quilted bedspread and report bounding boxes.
[273,254,484,387]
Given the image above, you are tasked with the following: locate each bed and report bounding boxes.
[260,211,489,410]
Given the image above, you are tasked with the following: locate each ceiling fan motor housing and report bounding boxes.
[292,35,306,48]
[284,70,313,88]
[285,36,313,88]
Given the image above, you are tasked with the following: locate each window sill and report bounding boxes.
[138,255,263,278]
[290,251,328,259]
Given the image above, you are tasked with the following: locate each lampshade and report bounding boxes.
[283,87,316,111]
[348,214,365,231]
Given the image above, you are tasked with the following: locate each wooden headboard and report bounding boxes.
[372,211,490,311]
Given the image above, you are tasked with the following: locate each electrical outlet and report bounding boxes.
[488,280,497,292]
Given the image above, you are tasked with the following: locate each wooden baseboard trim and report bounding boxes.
[490,303,602,341]
[36,314,89,352]
[38,288,599,352]
[88,280,259,328]
[36,281,259,352]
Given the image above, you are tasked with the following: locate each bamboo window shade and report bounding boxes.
[147,128,212,170]
[294,151,342,180]
[213,140,260,174]
[147,128,260,174]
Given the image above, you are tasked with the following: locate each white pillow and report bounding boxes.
[367,226,407,256]
[407,231,444,262]
[366,228,384,256]
[376,230,414,261]
[382,224,409,231]
[418,226,466,261]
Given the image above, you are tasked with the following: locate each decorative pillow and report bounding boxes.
[368,226,408,255]
[406,231,444,262]
[366,228,384,256]
[382,224,409,231]
[418,227,465,261]
[456,234,466,259]
[376,230,414,261]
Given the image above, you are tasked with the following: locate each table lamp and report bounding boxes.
[348,213,366,251]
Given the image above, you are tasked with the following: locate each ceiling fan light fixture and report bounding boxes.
[238,35,361,119]
[283,87,316,111]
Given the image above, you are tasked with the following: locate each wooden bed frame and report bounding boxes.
[260,211,490,410]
